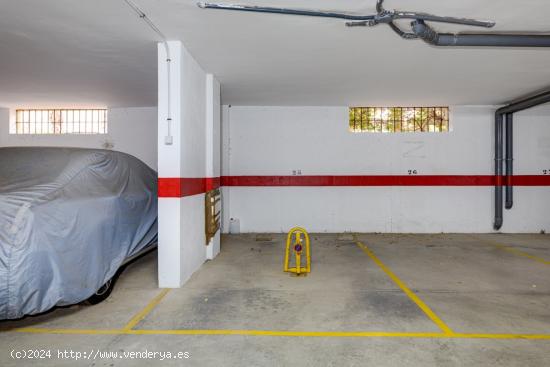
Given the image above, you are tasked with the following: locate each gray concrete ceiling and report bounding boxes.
[1,0,550,108]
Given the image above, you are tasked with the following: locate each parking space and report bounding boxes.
[137,234,437,333]
[1,233,549,366]
[357,234,550,335]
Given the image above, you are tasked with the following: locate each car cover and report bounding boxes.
[0,147,157,319]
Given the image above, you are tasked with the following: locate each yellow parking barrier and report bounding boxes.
[284,227,311,275]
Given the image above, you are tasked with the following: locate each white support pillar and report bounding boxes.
[205,74,221,260]
[158,41,210,287]
[221,105,232,233]
[158,41,182,288]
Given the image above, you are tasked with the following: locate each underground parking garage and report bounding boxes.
[1,0,550,366]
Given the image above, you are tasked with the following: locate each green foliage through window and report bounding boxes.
[349,107,449,133]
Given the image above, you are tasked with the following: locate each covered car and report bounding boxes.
[0,147,157,319]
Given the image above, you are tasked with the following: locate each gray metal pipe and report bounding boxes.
[408,19,550,229]
[497,90,550,114]
[412,21,550,47]
[505,114,513,209]
[494,113,504,230]
[493,90,550,228]
[197,2,377,21]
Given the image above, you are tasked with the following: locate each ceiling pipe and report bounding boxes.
[374,0,416,40]
[197,1,496,31]
[412,20,550,47]
[493,89,550,230]
[198,2,378,21]
[498,90,550,114]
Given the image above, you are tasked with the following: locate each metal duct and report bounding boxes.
[412,20,550,47]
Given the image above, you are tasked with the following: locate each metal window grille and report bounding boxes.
[14,109,108,135]
[349,107,449,133]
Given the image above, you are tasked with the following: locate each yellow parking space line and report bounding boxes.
[123,289,171,331]
[10,328,122,335]
[127,330,443,337]
[8,328,550,339]
[492,243,550,265]
[354,240,455,336]
[8,328,441,337]
[127,330,550,339]
[450,333,550,340]
[126,330,550,339]
[469,235,550,265]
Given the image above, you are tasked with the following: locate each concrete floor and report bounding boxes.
[1,233,549,366]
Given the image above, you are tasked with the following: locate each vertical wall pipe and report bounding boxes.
[494,112,504,230]
[493,89,550,229]
[505,114,514,209]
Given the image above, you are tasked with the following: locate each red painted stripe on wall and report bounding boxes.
[205,177,221,192]
[221,175,550,187]
[159,175,550,197]
[512,175,550,186]
[158,177,221,197]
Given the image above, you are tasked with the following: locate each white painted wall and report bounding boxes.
[0,108,8,139]
[205,74,221,260]
[158,41,183,288]
[0,107,157,170]
[157,41,221,287]
[222,105,550,233]
[221,106,231,233]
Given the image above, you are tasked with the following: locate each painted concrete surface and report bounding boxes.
[1,233,549,366]
[157,41,220,287]
[140,234,437,332]
[357,233,550,335]
[222,105,550,233]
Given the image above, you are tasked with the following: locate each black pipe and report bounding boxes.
[505,114,513,209]
[412,21,550,47]
[494,112,504,230]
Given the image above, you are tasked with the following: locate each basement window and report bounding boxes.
[349,107,449,133]
[14,109,108,135]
